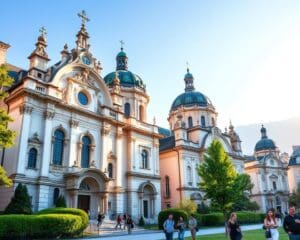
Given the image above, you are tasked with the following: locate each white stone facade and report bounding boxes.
[0,19,161,223]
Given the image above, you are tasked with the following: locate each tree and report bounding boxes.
[4,183,32,214]
[176,198,197,216]
[197,140,253,222]
[0,64,16,187]
[289,183,300,209]
[55,195,67,207]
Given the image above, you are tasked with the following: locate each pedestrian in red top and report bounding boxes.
[115,215,122,229]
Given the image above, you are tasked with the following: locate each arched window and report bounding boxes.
[139,105,144,122]
[188,116,193,128]
[53,188,60,205]
[81,136,91,168]
[141,149,148,169]
[211,117,215,127]
[165,176,170,198]
[187,166,192,186]
[53,130,65,165]
[28,148,37,168]
[201,116,206,127]
[124,103,130,118]
[108,163,113,178]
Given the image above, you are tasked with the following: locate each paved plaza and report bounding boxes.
[82,220,262,240]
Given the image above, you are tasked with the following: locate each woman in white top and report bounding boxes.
[264,209,279,240]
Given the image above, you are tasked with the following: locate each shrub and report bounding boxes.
[197,201,210,214]
[36,207,88,234]
[192,211,265,227]
[55,195,67,207]
[176,198,197,216]
[138,216,145,226]
[0,214,82,239]
[158,208,188,229]
[4,183,32,214]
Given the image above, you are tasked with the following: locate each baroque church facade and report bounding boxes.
[0,13,161,222]
[245,126,289,213]
[159,69,245,209]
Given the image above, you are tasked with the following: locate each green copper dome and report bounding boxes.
[117,50,127,58]
[171,91,210,111]
[104,70,146,90]
[254,126,276,152]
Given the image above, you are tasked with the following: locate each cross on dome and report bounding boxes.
[120,40,125,51]
[77,10,90,26]
[39,26,47,39]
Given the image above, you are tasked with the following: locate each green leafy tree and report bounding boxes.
[176,198,197,216]
[289,183,300,209]
[0,64,16,187]
[197,140,253,222]
[55,195,67,207]
[4,183,32,214]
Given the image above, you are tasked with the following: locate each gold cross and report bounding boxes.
[39,26,46,38]
[120,40,125,50]
[77,10,90,26]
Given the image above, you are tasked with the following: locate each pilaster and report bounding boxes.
[17,104,33,174]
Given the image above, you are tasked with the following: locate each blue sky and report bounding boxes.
[1,0,300,130]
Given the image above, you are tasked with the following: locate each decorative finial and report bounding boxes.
[186,61,189,72]
[64,43,68,50]
[39,26,47,39]
[77,10,90,26]
[120,40,125,51]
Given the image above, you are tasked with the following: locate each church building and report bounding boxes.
[0,12,161,222]
[244,126,289,213]
[159,68,245,209]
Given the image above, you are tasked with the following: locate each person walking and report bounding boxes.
[264,209,279,240]
[283,206,300,240]
[97,212,104,227]
[177,216,186,240]
[188,215,198,240]
[115,214,122,229]
[123,213,127,230]
[126,215,134,234]
[163,214,175,240]
[227,212,242,240]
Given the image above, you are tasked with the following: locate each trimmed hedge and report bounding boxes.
[192,211,265,227]
[36,207,89,234]
[158,208,188,229]
[0,208,89,239]
[0,214,81,239]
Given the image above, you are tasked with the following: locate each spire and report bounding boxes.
[28,26,49,61]
[76,10,90,50]
[184,63,195,92]
[116,40,128,70]
[60,43,69,60]
[261,124,267,139]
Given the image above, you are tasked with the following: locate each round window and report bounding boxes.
[78,92,88,105]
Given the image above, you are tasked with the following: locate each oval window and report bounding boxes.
[78,92,88,105]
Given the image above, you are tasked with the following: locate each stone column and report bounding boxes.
[129,136,136,170]
[100,123,110,171]
[17,104,33,174]
[116,128,123,186]
[153,140,159,174]
[76,142,82,167]
[68,119,79,167]
[41,109,55,177]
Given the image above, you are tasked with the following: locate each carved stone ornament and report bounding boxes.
[44,109,55,119]
[69,119,79,128]
[73,69,95,87]
[19,104,33,115]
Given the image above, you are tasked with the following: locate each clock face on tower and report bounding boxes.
[82,56,91,65]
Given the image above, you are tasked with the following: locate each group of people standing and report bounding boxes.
[227,206,300,240]
[115,214,134,234]
[163,206,300,240]
[163,214,198,240]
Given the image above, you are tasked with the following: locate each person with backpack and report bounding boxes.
[177,216,186,240]
[126,215,134,234]
[163,214,175,240]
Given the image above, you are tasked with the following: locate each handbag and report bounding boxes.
[265,229,271,238]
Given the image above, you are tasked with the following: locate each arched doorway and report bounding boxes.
[65,169,110,219]
[138,182,157,220]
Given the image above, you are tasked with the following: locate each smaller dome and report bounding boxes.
[104,70,145,90]
[254,125,276,151]
[117,50,127,58]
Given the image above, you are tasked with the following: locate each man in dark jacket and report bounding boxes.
[283,206,300,240]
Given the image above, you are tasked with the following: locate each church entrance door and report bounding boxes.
[78,195,90,213]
